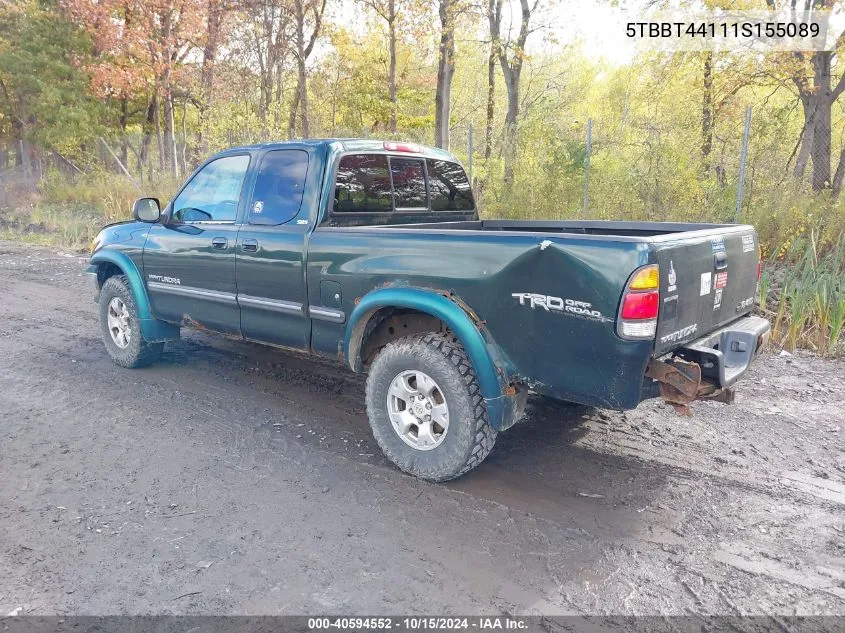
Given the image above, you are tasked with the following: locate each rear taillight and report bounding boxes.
[621,290,659,319]
[617,264,659,340]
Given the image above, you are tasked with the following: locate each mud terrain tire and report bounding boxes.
[365,332,496,481]
[98,275,164,368]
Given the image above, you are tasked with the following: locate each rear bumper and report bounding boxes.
[680,315,771,388]
[644,315,770,412]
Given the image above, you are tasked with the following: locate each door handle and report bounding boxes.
[242,238,259,252]
[212,237,228,249]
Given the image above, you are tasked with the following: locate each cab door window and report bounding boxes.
[248,150,309,225]
[171,155,250,223]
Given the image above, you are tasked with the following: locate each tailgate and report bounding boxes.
[652,227,759,356]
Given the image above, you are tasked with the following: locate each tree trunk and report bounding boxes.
[701,51,713,174]
[294,0,311,138]
[119,97,129,168]
[288,89,300,140]
[810,51,833,191]
[196,0,223,162]
[274,60,285,130]
[502,75,519,186]
[794,108,814,180]
[486,0,501,163]
[434,0,455,149]
[490,0,530,189]
[832,149,845,198]
[162,77,177,177]
[140,92,158,169]
[388,0,397,134]
[160,7,177,177]
[484,39,495,160]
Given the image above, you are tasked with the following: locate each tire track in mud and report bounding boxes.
[1,242,844,615]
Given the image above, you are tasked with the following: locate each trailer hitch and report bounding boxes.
[645,357,734,415]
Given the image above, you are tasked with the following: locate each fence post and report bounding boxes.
[100,137,134,181]
[735,105,752,222]
[583,118,592,220]
[467,124,473,185]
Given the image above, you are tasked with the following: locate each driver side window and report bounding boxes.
[172,155,250,223]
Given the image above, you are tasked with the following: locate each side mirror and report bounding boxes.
[132,197,161,223]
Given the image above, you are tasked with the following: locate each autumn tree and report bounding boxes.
[64,0,206,176]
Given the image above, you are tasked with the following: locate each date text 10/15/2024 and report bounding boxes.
[307,617,528,630]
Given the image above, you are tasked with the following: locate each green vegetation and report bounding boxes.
[1,0,843,354]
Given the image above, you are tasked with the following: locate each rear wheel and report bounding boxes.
[365,332,497,481]
[98,275,163,368]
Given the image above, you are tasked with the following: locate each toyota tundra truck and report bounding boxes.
[87,139,771,480]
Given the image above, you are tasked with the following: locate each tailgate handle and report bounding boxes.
[714,251,728,270]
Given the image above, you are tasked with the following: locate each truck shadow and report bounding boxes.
[161,333,670,539]
[447,395,671,539]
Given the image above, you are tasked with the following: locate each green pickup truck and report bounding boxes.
[87,139,771,480]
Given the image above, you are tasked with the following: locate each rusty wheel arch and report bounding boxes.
[356,308,447,369]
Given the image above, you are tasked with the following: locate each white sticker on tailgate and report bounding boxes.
[700,272,711,296]
[742,234,755,252]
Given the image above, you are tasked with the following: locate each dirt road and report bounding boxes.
[0,242,843,616]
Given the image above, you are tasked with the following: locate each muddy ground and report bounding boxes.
[0,242,843,616]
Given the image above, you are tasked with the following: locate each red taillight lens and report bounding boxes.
[621,290,659,320]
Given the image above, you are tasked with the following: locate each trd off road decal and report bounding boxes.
[512,292,605,321]
[147,274,181,285]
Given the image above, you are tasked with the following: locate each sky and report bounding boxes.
[331,0,845,67]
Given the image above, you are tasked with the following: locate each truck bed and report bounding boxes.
[312,217,760,408]
[388,219,737,239]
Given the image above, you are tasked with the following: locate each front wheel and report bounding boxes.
[98,275,163,368]
[365,332,497,481]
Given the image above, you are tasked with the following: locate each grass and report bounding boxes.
[0,169,178,251]
[761,232,845,356]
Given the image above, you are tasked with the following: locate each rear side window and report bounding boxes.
[334,154,392,213]
[249,149,309,225]
[390,157,427,209]
[427,159,474,211]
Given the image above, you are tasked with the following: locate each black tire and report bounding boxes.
[98,275,164,368]
[365,332,497,481]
